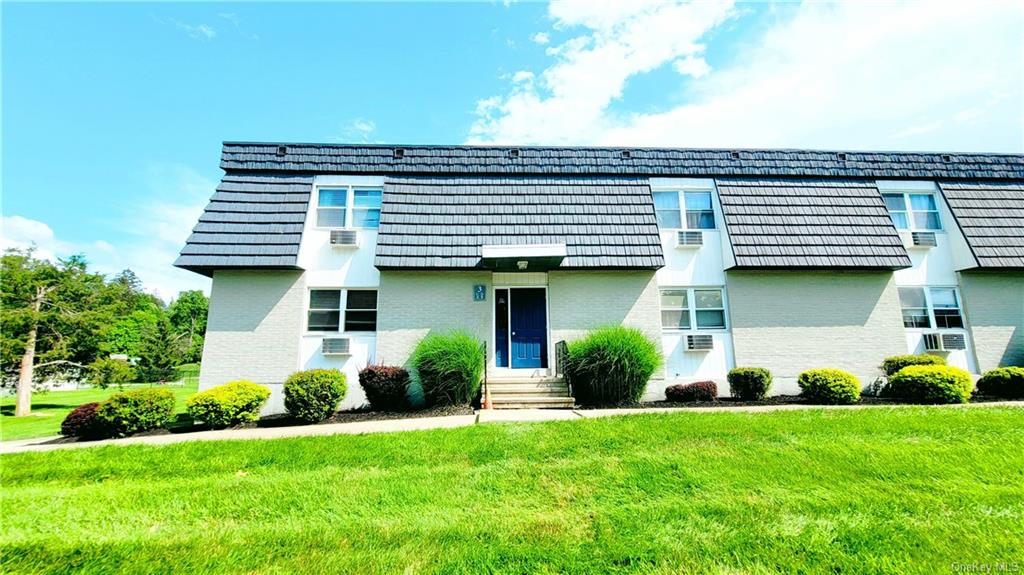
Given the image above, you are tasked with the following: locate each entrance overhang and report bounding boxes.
[480,243,567,272]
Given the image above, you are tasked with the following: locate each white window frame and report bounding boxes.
[313,185,382,230]
[306,288,378,333]
[651,188,717,231]
[897,286,965,330]
[881,191,942,232]
[659,286,728,332]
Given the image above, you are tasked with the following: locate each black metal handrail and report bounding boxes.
[480,340,489,409]
[555,340,570,396]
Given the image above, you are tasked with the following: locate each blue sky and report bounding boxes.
[3,1,1022,299]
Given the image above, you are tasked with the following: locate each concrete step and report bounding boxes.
[488,383,569,394]
[486,377,564,385]
[491,396,576,409]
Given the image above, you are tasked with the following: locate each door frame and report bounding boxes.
[491,285,551,375]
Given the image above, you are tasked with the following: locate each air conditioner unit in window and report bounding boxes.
[922,333,944,352]
[676,230,703,248]
[330,230,358,248]
[910,232,937,248]
[685,334,714,351]
[941,333,966,350]
[321,337,351,356]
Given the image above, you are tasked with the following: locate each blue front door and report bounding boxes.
[510,288,547,369]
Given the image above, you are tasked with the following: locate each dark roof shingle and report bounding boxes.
[940,181,1024,268]
[716,178,911,269]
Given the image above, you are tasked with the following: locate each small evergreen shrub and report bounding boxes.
[284,369,347,422]
[727,368,772,400]
[887,365,972,404]
[565,326,662,405]
[411,331,484,407]
[87,358,137,389]
[975,367,1024,399]
[60,402,107,439]
[186,380,270,428]
[798,369,861,405]
[665,381,717,402]
[96,388,176,437]
[359,365,411,411]
[881,354,945,377]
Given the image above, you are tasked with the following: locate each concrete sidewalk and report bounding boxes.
[3,400,1021,454]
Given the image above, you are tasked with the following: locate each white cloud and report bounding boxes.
[2,165,213,301]
[468,0,736,144]
[532,32,550,45]
[336,118,377,142]
[161,17,217,40]
[469,0,1024,152]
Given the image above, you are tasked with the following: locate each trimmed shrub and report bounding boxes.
[359,365,411,411]
[96,388,176,437]
[284,369,347,422]
[881,354,945,377]
[565,326,662,405]
[798,369,861,405]
[87,358,137,389]
[665,381,717,402]
[727,368,772,401]
[887,365,972,404]
[186,380,270,428]
[411,331,484,407]
[60,402,107,439]
[976,367,1024,399]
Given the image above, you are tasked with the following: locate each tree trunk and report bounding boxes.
[14,287,45,417]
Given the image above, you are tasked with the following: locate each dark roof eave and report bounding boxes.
[173,263,305,278]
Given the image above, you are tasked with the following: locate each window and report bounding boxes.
[652,190,716,229]
[882,192,940,231]
[897,287,963,329]
[344,290,378,332]
[315,186,383,229]
[660,287,727,330]
[307,289,378,332]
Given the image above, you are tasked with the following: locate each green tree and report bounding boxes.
[136,317,183,382]
[167,290,208,362]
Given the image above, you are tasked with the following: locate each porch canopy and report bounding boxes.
[480,243,568,271]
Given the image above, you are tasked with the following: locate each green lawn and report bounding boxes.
[2,407,1023,574]
[0,381,199,441]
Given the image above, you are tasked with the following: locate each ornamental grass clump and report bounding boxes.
[95,388,176,437]
[284,369,347,422]
[976,367,1024,399]
[186,380,270,428]
[565,326,661,405]
[411,331,484,407]
[359,365,412,411]
[881,354,946,377]
[727,367,772,400]
[798,368,861,405]
[887,365,972,404]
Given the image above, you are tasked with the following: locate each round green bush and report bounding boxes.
[887,365,972,404]
[283,369,347,422]
[186,380,270,428]
[798,368,861,405]
[359,365,411,411]
[411,331,484,407]
[976,367,1024,399]
[727,367,772,400]
[60,402,107,439]
[96,388,176,437]
[565,326,662,405]
[880,354,945,377]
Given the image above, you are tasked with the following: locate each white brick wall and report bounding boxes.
[200,270,306,412]
[960,271,1024,372]
[726,270,906,394]
[548,270,662,348]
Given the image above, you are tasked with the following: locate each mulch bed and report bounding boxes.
[576,393,1019,410]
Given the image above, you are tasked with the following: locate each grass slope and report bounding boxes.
[2,407,1023,574]
[0,382,199,441]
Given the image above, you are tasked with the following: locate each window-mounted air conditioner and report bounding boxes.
[330,230,358,248]
[909,231,937,249]
[922,333,965,352]
[676,230,703,249]
[322,338,351,355]
[686,334,714,351]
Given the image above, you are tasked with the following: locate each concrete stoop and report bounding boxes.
[485,377,575,409]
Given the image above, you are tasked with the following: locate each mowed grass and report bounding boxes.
[0,381,199,441]
[3,407,1024,574]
